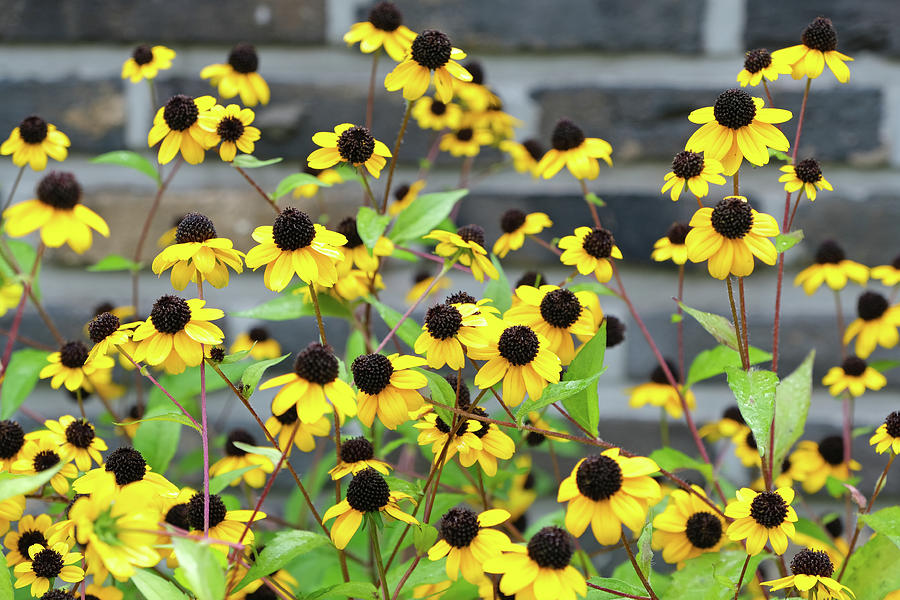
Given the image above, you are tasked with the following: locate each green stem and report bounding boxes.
[734,555,751,600]
[621,530,657,600]
[308,286,328,346]
[369,515,390,600]
[1,165,25,214]
[381,103,413,214]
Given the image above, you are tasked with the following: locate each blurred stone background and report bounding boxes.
[1,0,898,509]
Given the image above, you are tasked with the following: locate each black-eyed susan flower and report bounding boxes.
[121,44,175,83]
[762,549,855,600]
[843,291,900,358]
[13,539,83,597]
[315,267,385,302]
[201,43,270,106]
[469,324,560,407]
[686,89,792,175]
[264,405,330,455]
[343,1,416,62]
[148,94,216,165]
[334,216,394,273]
[131,295,224,374]
[384,29,472,103]
[725,487,797,555]
[260,342,357,424]
[198,103,261,162]
[505,285,597,365]
[604,315,626,348]
[185,492,266,552]
[558,226,622,283]
[73,446,178,498]
[4,171,109,253]
[440,126,493,157]
[780,158,833,201]
[308,123,391,178]
[699,406,748,440]
[4,513,53,567]
[627,360,697,419]
[28,416,106,472]
[661,150,726,202]
[390,180,427,217]
[413,406,486,467]
[425,225,499,282]
[412,96,463,131]
[652,485,726,564]
[428,507,513,584]
[733,429,762,467]
[737,48,792,87]
[522,412,569,448]
[536,118,612,180]
[1,115,70,171]
[822,356,886,397]
[500,138,544,177]
[870,411,900,455]
[453,60,497,111]
[293,166,344,199]
[0,420,27,472]
[330,436,391,480]
[794,240,869,295]
[323,468,417,549]
[86,312,135,361]
[772,17,853,83]
[483,526,587,600]
[405,270,450,304]
[352,353,427,429]
[39,340,113,392]
[652,222,690,265]
[792,436,861,494]
[685,196,779,279]
[152,213,244,289]
[871,253,900,287]
[209,429,274,489]
[557,449,661,545]
[414,302,491,369]
[457,406,515,476]
[471,99,520,144]
[230,326,282,360]
[0,497,24,539]
[245,207,347,292]
[492,210,552,259]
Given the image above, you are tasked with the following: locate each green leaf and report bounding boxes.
[114,412,200,433]
[585,192,606,207]
[679,303,739,351]
[663,550,765,600]
[209,465,259,495]
[305,581,378,600]
[515,376,601,425]
[272,172,332,200]
[414,523,439,554]
[91,150,160,184]
[859,506,900,549]
[233,531,330,592]
[388,189,468,244]
[483,255,512,313]
[172,536,226,600]
[842,534,900,599]
[133,405,183,475]
[232,155,282,168]
[222,348,252,364]
[870,359,900,373]
[2,240,40,300]
[772,351,814,477]
[366,295,421,349]
[0,462,64,501]
[132,568,189,600]
[1,348,49,419]
[345,330,367,373]
[768,148,790,162]
[0,561,11,600]
[793,517,832,546]
[649,447,712,480]
[775,229,804,253]
[686,344,772,388]
[417,368,457,424]
[232,441,280,468]
[356,206,392,251]
[87,253,143,272]
[231,292,351,321]
[559,323,607,434]
[670,313,683,323]
[586,577,646,599]
[568,281,617,296]
[636,522,653,581]
[726,367,778,459]
[241,354,290,397]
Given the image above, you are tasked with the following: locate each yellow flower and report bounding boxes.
[0,279,23,317]
[843,291,900,358]
[871,255,900,287]
[307,123,392,178]
[200,43,270,106]
[352,353,427,429]
[736,48,792,87]
[412,96,463,131]
[39,340,113,392]
[686,196,779,279]
[661,150,726,201]
[384,29,472,103]
[151,213,244,289]
[413,406,486,468]
[725,487,797,555]
[500,139,544,177]
[321,268,384,301]
[469,98,520,142]
[293,167,344,199]
[822,356,886,397]
[428,507,513,584]
[1,115,70,171]
[3,513,52,567]
[761,549,855,600]
[413,580,452,600]
[389,180,427,216]
[86,311,136,361]
[264,405,331,455]
[535,118,612,180]
[753,454,809,492]
[794,240,868,295]
[121,44,175,83]
[230,327,282,360]
[492,210,552,259]
[453,60,498,111]
[343,1,416,62]
[13,539,83,597]
[772,17,853,83]
[733,428,762,468]
[334,216,395,273]
[245,207,347,292]
[686,89,791,175]
[73,446,178,498]
[131,296,224,374]
[779,158,833,201]
[627,360,696,419]
[652,485,726,564]
[27,415,107,472]
[405,270,450,304]
[4,171,109,253]
[323,468,417,549]
[209,429,274,489]
[0,495,25,538]
[329,436,391,480]
[84,583,124,600]
[652,222,690,265]
[440,126,493,157]
[457,411,515,477]
[425,226,499,282]
[185,492,266,554]
[415,301,491,370]
[870,411,900,455]
[148,94,216,164]
[791,437,861,494]
[558,226,623,283]
[198,103,262,162]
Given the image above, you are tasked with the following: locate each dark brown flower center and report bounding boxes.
[671,150,705,179]
[527,526,574,569]
[176,212,217,244]
[150,295,192,334]
[713,89,757,129]
[0,420,25,459]
[857,291,888,321]
[523,139,545,161]
[463,61,484,85]
[455,128,474,142]
[841,356,867,377]
[337,126,376,164]
[248,327,270,342]
[424,303,463,340]
[216,116,245,143]
[749,491,788,527]
[551,118,585,151]
[163,95,199,131]
[723,406,745,424]
[31,548,64,579]
[794,158,823,183]
[64,419,95,448]
[411,30,452,70]
[710,197,753,239]
[225,429,255,456]
[33,450,60,471]
[500,209,527,234]
[743,48,772,73]
[445,291,477,305]
[335,217,364,248]
[605,315,626,347]
[16,530,47,558]
[885,411,900,438]
[516,271,545,288]
[666,222,691,245]
[294,342,340,385]
[429,100,448,115]
[59,341,89,369]
[187,492,227,529]
[817,435,844,465]
[394,183,411,201]
[791,548,834,577]
[19,115,48,144]
[540,288,582,329]
[165,503,190,530]
[208,347,225,363]
[104,447,147,485]
[346,467,390,512]
[497,325,539,366]
[581,227,615,258]
[340,437,374,463]
[37,172,81,210]
[272,207,316,251]
[649,359,679,384]
[352,353,394,395]
[815,240,845,264]
[685,512,722,549]
[228,43,259,73]
[576,455,623,501]
[745,430,757,449]
[88,312,120,344]
[439,506,480,547]
[132,44,153,65]
[274,405,298,425]
[802,17,838,52]
[368,1,402,32]
[457,224,485,247]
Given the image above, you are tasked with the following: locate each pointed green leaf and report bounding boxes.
[417,368,456,424]
[515,376,601,425]
[233,530,330,592]
[232,442,280,467]
[272,172,332,200]
[172,536,226,600]
[91,150,161,184]
[131,568,189,600]
[209,465,259,495]
[686,344,772,388]
[679,303,739,351]
[842,535,900,599]
[0,462,64,501]
[241,354,290,396]
[772,351,814,477]
[1,348,49,419]
[87,254,143,272]
[775,229,804,253]
[114,412,200,433]
[664,549,765,600]
[726,367,778,459]
[649,447,712,480]
[568,281,617,296]
[558,323,607,434]
[483,255,512,313]
[858,506,900,549]
[356,206,392,251]
[232,155,282,168]
[366,295,421,349]
[388,189,468,244]
[231,291,351,321]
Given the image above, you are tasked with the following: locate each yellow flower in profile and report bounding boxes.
[11,438,77,496]
[822,356,886,397]
[652,222,690,265]
[209,429,274,489]
[685,196,779,279]
[761,549,855,600]
[148,94,217,165]
[736,48,792,87]
[121,44,175,83]
[794,240,868,295]
[185,492,266,553]
[351,353,427,429]
[871,254,900,287]
[453,60,498,111]
[791,437,861,494]
[152,212,244,289]
[425,226,499,282]
[732,428,762,467]
[772,17,853,83]
[308,123,392,178]
[343,1,416,62]
[40,340,113,392]
[0,496,24,541]
[13,539,83,597]
[405,270,450,304]
[293,166,344,199]
[3,513,52,566]
[329,436,391,480]
[558,226,623,283]
[323,468,417,549]
[535,118,612,180]
[73,446,178,498]
[500,138,544,177]
[86,311,136,361]
[200,43,270,106]
[198,103,261,162]
[492,209,552,259]
[652,485,725,564]
[4,171,109,253]
[779,158,833,201]
[628,360,697,419]
[415,301,491,370]
[725,487,797,555]
[333,216,395,273]
[686,89,791,175]
[661,150,726,202]
[699,406,747,441]
[440,126,493,157]
[264,405,331,454]
[469,97,520,142]
[390,180,427,216]
[457,409,515,476]
[412,96,463,131]
[27,415,107,471]
[245,207,347,292]
[131,295,224,374]
[870,411,900,455]
[843,291,900,358]
[230,326,282,360]
[413,406,486,467]
[428,507,513,584]
[384,29,472,103]
[1,115,70,171]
